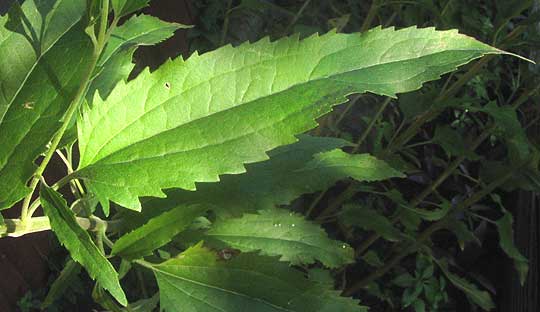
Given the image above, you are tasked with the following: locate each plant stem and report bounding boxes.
[344,163,523,295]
[1,216,122,238]
[19,0,112,226]
[361,0,380,32]
[353,97,392,153]
[284,0,312,34]
[220,0,233,46]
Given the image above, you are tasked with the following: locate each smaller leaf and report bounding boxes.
[298,150,405,181]
[495,211,529,285]
[112,204,207,260]
[401,200,451,221]
[342,204,402,242]
[432,125,479,160]
[40,186,127,306]
[393,273,416,288]
[206,209,354,268]
[435,259,494,310]
[362,250,384,268]
[112,0,151,18]
[445,220,481,250]
[402,283,423,307]
[413,299,426,312]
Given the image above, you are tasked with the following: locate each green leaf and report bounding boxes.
[0,0,90,209]
[435,259,494,310]
[298,149,404,181]
[342,204,402,241]
[89,14,187,103]
[112,204,207,260]
[432,125,479,160]
[145,243,367,312]
[123,135,352,225]
[445,220,481,250]
[40,186,127,306]
[495,210,529,285]
[42,260,81,309]
[206,209,354,268]
[401,200,451,221]
[362,250,384,268]
[112,0,150,18]
[75,26,503,210]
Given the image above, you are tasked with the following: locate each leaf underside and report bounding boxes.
[75,26,502,211]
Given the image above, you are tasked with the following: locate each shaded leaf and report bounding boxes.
[342,204,402,241]
[42,260,81,309]
[495,210,529,285]
[206,209,354,268]
[40,186,127,306]
[112,0,150,18]
[112,204,207,260]
[146,243,367,312]
[435,259,494,310]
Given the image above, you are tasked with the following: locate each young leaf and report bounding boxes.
[401,200,451,221]
[432,125,479,160]
[145,243,367,312]
[75,26,503,210]
[298,149,404,181]
[40,186,127,306]
[112,204,207,260]
[206,209,354,268]
[342,204,402,241]
[435,259,494,310]
[0,0,90,209]
[495,211,528,285]
[89,14,187,102]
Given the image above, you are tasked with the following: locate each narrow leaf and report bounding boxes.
[297,149,404,181]
[40,186,127,306]
[495,211,528,285]
[42,260,81,309]
[435,259,494,310]
[112,0,150,18]
[146,243,367,312]
[76,26,503,210]
[207,209,354,268]
[112,204,207,260]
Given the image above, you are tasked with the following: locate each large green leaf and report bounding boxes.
[75,26,503,210]
[112,204,207,260]
[206,209,354,268]
[0,0,89,209]
[146,243,366,312]
[40,186,127,306]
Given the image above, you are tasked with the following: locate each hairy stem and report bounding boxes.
[1,216,122,238]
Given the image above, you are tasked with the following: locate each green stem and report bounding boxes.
[220,0,233,46]
[20,0,112,226]
[1,216,122,238]
[353,97,392,153]
[361,0,380,32]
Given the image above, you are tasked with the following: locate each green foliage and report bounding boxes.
[40,186,127,306]
[0,0,537,311]
[206,209,354,268]
[74,25,501,211]
[145,243,367,312]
